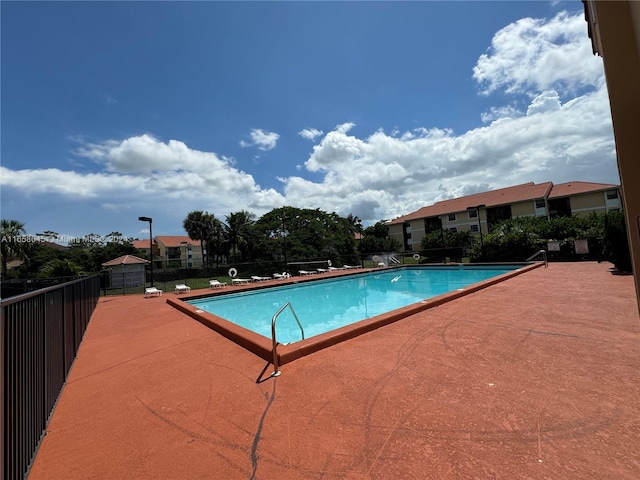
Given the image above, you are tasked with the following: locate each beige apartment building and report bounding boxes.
[133,236,202,267]
[387,181,621,252]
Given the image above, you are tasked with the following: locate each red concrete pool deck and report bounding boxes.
[29,262,640,479]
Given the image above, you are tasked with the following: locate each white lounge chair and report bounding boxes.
[273,272,290,280]
[251,275,271,282]
[175,284,191,294]
[209,279,228,288]
[298,270,315,276]
[144,287,163,298]
[343,264,362,269]
[316,268,329,273]
[232,278,252,285]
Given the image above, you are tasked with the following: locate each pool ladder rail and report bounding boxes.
[526,249,548,268]
[271,302,304,377]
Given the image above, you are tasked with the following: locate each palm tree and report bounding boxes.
[206,217,226,269]
[224,210,256,262]
[347,213,363,235]
[1,219,27,279]
[183,211,216,268]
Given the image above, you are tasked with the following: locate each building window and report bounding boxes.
[424,217,442,233]
[468,209,477,219]
[470,224,479,233]
[448,213,456,222]
[548,198,571,218]
[606,190,618,200]
[486,205,513,227]
[535,199,546,209]
[449,227,458,232]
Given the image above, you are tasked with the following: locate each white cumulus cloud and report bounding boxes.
[473,11,604,96]
[239,128,280,151]
[298,128,324,141]
[527,90,562,116]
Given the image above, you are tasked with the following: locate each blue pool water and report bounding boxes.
[188,266,519,344]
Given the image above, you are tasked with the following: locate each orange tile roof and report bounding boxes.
[155,236,199,248]
[101,255,149,266]
[388,182,553,224]
[548,181,618,198]
[131,239,154,249]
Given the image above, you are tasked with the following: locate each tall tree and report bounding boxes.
[346,214,363,235]
[224,210,256,262]
[1,219,27,279]
[206,216,226,268]
[252,207,358,265]
[360,221,401,254]
[183,211,215,267]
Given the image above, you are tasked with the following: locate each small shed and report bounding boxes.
[102,255,149,289]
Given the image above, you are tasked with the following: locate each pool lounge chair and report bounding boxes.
[232,278,252,285]
[273,272,291,279]
[209,279,228,288]
[298,270,315,276]
[316,268,329,273]
[144,287,163,298]
[343,264,361,269]
[175,284,191,294]
[251,275,271,282]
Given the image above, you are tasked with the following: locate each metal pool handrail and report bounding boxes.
[271,302,304,377]
[526,249,548,267]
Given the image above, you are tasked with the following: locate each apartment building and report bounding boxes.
[154,236,202,267]
[133,236,202,267]
[131,239,158,259]
[387,181,621,252]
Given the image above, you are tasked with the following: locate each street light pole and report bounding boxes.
[138,216,153,287]
[281,216,288,272]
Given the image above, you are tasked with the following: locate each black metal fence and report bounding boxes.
[0,276,80,301]
[1,274,100,480]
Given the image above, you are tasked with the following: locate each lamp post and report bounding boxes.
[281,215,288,272]
[121,259,126,295]
[138,216,153,287]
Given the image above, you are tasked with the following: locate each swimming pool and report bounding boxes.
[188,266,517,344]
[168,263,541,366]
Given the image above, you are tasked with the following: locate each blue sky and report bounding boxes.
[1,1,617,242]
